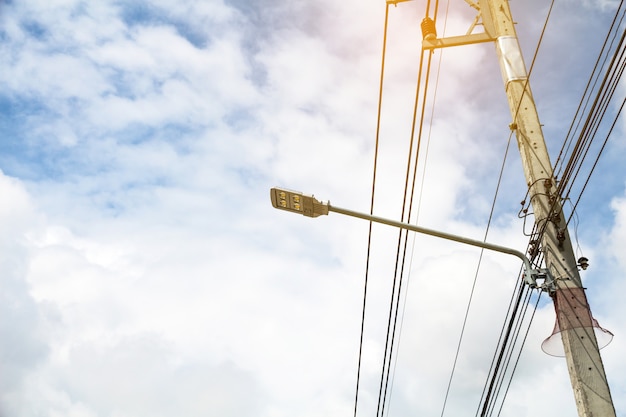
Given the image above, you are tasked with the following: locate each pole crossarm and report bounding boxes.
[423,32,494,50]
[419,0,497,50]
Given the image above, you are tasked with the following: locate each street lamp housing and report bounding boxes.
[269,186,543,288]
[270,187,329,218]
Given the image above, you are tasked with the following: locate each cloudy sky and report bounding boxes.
[1,0,625,416]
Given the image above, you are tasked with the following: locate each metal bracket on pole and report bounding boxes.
[423,32,494,50]
[421,1,495,50]
[531,268,556,294]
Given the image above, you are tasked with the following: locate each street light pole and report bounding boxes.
[484,2,615,415]
[420,0,616,414]
[270,187,547,289]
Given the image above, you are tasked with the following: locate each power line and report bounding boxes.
[475,276,530,417]
[567,96,626,226]
[440,130,514,417]
[558,24,626,201]
[385,1,452,413]
[353,4,392,416]
[532,0,626,252]
[377,5,438,417]
[553,0,626,178]
[495,291,543,416]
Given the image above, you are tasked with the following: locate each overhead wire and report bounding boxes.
[440,131,515,417]
[495,291,543,416]
[485,284,537,416]
[559,24,626,201]
[561,39,626,214]
[553,0,626,178]
[475,278,529,417]
[383,1,452,414]
[376,45,431,417]
[533,0,626,252]
[353,3,392,416]
[567,96,626,226]
[376,1,438,415]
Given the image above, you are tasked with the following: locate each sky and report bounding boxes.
[1,0,625,416]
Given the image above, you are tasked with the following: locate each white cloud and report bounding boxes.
[0,0,625,416]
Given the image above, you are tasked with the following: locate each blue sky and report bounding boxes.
[1,0,625,416]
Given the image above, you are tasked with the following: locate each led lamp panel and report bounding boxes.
[270,187,329,218]
[270,188,304,214]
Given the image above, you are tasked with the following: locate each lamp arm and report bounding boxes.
[328,204,537,287]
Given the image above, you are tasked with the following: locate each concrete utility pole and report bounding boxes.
[421,0,615,415]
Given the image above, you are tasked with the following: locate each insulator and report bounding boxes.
[421,17,437,40]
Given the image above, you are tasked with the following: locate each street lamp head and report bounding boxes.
[270,187,329,218]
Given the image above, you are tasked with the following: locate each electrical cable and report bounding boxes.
[478,240,546,417]
[561,46,626,206]
[376,4,439,415]
[487,286,534,416]
[475,276,527,417]
[376,0,452,414]
[439,131,515,417]
[532,1,626,257]
[559,35,626,200]
[567,96,626,226]
[553,0,626,177]
[383,1,451,414]
[495,291,543,416]
[353,4,391,416]
[377,50,433,417]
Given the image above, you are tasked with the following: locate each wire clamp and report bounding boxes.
[529,268,555,293]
